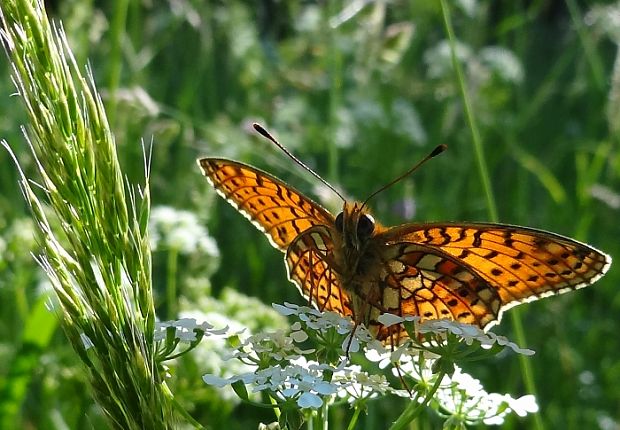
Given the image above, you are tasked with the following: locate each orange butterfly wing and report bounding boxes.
[198,158,334,250]
[198,158,353,317]
[386,223,611,317]
[284,223,508,344]
[284,226,353,318]
[373,241,502,342]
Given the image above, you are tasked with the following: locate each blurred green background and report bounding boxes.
[0,1,619,428]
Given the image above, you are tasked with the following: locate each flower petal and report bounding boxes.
[297,392,323,409]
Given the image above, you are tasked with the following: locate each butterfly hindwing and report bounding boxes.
[285,226,354,317]
[379,242,501,325]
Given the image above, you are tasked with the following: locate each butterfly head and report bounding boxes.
[335,202,377,251]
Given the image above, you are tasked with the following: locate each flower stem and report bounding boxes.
[346,405,363,430]
[389,371,446,430]
[166,248,179,319]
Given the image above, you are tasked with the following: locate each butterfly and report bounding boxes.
[197,125,611,347]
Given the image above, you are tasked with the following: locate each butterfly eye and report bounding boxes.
[335,212,344,232]
[357,214,375,238]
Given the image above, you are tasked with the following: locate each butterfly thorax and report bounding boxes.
[331,202,389,325]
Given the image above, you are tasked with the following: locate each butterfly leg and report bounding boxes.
[388,326,414,397]
[343,322,358,358]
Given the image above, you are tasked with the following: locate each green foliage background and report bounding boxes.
[0,1,619,428]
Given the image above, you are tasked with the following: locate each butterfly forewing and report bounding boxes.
[388,223,611,312]
[198,158,333,250]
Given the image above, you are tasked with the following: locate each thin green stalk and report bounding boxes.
[106,0,130,126]
[321,400,329,430]
[327,0,343,185]
[439,0,497,222]
[565,0,606,91]
[166,248,179,319]
[269,394,282,420]
[346,405,363,430]
[389,370,446,430]
[439,3,544,430]
[509,311,545,430]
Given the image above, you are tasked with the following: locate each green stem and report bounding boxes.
[106,0,130,126]
[166,248,178,319]
[565,0,606,91]
[346,405,363,430]
[439,0,497,222]
[268,394,282,420]
[439,3,544,430]
[509,311,546,430]
[327,0,342,185]
[389,371,446,430]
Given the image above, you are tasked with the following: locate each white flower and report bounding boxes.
[396,353,442,385]
[424,40,472,79]
[479,46,524,84]
[333,364,391,402]
[298,392,322,408]
[230,329,314,363]
[290,322,309,342]
[204,359,339,409]
[272,302,377,354]
[203,353,399,410]
[154,317,229,342]
[433,366,540,426]
[202,303,540,422]
[450,367,484,395]
[274,303,351,334]
[377,313,414,327]
[149,205,220,256]
[504,394,539,417]
[376,314,534,356]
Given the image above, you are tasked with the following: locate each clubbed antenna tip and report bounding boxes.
[430,144,447,158]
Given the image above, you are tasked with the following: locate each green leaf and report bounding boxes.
[0,294,57,428]
[231,380,249,401]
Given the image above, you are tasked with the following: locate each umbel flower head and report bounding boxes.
[197,303,538,427]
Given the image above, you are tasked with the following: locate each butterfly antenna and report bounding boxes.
[360,144,447,210]
[253,123,346,202]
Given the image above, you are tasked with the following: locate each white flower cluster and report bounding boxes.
[154,317,229,342]
[149,205,219,256]
[272,302,384,354]
[377,314,535,356]
[199,303,539,425]
[230,329,314,363]
[204,356,395,409]
[201,303,395,409]
[395,355,539,426]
